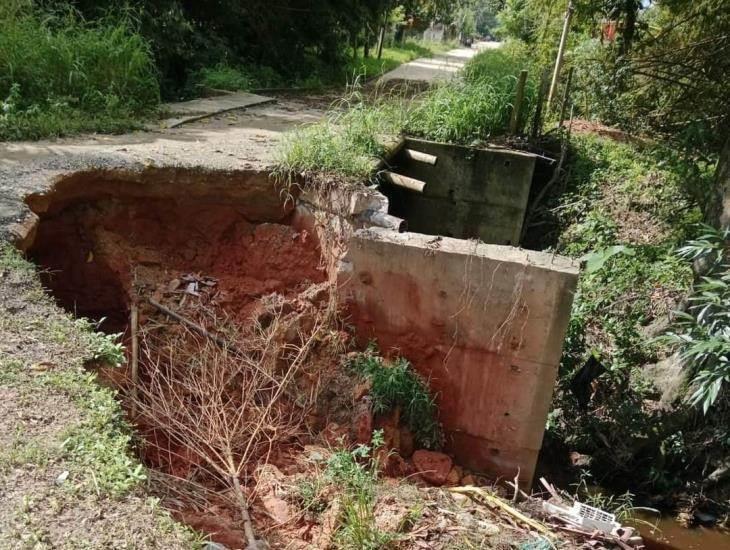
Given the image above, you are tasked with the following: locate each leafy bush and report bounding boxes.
[540,134,708,490]
[0,8,159,139]
[658,225,730,412]
[74,318,126,367]
[348,347,442,450]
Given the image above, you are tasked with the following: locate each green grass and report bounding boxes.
[406,42,536,143]
[275,45,536,179]
[0,8,159,140]
[326,431,395,550]
[275,90,409,179]
[348,347,442,450]
[0,244,199,545]
[553,135,704,373]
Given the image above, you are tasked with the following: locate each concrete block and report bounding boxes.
[381,139,536,245]
[339,228,579,485]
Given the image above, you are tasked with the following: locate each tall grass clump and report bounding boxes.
[275,89,409,179]
[275,43,536,179]
[0,6,159,140]
[406,44,536,143]
[348,346,442,450]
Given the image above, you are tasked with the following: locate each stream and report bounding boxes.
[634,515,730,550]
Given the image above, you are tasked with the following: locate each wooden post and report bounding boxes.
[509,70,528,135]
[129,303,139,415]
[531,69,550,138]
[558,66,574,129]
[547,0,574,108]
[376,25,386,59]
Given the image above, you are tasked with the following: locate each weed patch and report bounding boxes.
[0,8,159,140]
[326,431,395,549]
[275,91,408,179]
[348,347,442,450]
[276,47,537,179]
[407,42,536,143]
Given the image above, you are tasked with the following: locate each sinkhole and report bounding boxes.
[25,168,326,332]
[16,164,580,548]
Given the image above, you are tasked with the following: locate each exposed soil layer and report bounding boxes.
[25,169,324,331]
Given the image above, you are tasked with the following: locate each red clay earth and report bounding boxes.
[22,182,487,549]
[28,197,325,330]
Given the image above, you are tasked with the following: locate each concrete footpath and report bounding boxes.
[379,41,501,84]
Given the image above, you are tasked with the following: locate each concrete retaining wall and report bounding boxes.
[383,138,536,245]
[339,228,579,485]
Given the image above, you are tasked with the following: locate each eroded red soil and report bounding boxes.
[29,198,324,330]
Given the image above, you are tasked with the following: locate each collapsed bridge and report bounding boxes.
[11,138,577,489]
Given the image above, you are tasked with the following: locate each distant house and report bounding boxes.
[423,22,445,42]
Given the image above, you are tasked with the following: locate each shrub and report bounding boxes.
[658,225,730,412]
[326,431,394,549]
[0,8,159,139]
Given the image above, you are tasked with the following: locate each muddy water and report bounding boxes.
[634,515,730,550]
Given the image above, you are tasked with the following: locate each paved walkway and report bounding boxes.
[379,41,501,84]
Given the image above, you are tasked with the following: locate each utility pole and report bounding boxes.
[547,0,574,108]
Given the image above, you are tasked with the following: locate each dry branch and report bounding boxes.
[129,297,330,549]
[450,486,554,538]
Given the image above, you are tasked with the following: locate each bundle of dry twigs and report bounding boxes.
[127,289,333,549]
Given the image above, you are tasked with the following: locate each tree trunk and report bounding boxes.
[708,135,730,229]
[620,0,638,55]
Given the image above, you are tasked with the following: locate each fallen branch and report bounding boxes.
[147,297,240,353]
[450,486,554,538]
[540,477,565,504]
[519,126,570,242]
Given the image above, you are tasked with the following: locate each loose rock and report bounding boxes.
[412,450,453,486]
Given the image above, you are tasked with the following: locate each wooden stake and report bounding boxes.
[558,66,574,129]
[509,69,529,135]
[547,1,574,108]
[129,303,139,415]
[531,69,550,138]
[376,25,386,59]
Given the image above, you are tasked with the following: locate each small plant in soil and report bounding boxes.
[326,430,395,549]
[74,318,126,367]
[295,476,328,515]
[348,346,443,449]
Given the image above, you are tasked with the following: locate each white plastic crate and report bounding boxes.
[571,502,620,534]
